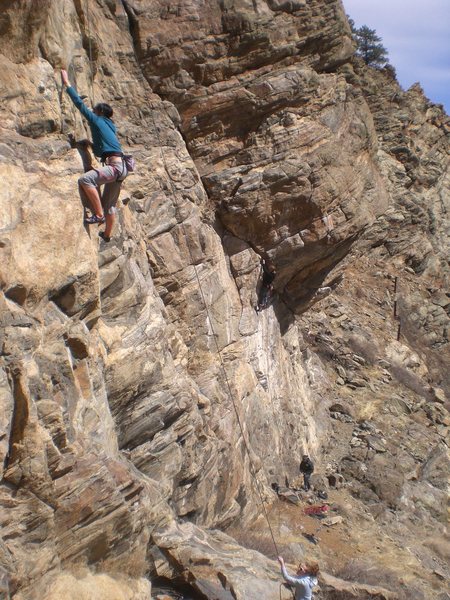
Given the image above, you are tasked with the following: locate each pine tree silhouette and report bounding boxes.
[348,18,389,68]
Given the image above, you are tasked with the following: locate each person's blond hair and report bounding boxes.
[307,561,320,576]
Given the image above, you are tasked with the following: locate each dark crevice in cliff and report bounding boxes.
[119,0,297,326]
[119,0,140,57]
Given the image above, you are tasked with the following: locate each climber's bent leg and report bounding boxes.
[101,183,120,238]
[78,166,120,221]
[303,473,311,491]
[80,183,103,218]
[101,167,127,239]
[103,212,115,239]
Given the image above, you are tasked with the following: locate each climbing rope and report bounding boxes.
[77,0,329,571]
[60,0,94,136]
[393,276,402,341]
[147,103,281,558]
[84,0,95,106]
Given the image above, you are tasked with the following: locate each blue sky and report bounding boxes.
[343,0,450,114]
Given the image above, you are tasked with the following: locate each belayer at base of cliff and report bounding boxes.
[278,556,319,600]
[61,69,134,242]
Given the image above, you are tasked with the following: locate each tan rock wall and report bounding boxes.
[14,571,152,600]
[0,0,448,598]
[0,1,328,595]
[125,0,390,307]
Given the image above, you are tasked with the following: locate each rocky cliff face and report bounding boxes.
[0,1,448,599]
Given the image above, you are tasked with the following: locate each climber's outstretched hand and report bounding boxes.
[61,69,70,87]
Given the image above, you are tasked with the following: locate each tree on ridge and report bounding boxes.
[348,17,389,68]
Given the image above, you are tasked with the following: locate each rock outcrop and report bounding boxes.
[0,0,448,599]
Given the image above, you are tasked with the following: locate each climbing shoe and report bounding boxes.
[84,214,105,225]
[99,231,111,243]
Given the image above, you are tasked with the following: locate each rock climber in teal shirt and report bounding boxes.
[61,69,128,242]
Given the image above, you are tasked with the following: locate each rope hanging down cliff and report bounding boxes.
[84,0,95,106]
[147,103,280,558]
[82,0,282,566]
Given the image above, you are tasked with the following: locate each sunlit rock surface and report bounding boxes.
[0,1,448,599]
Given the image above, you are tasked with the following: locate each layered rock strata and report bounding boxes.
[0,0,448,599]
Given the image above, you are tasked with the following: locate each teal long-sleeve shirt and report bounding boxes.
[66,86,122,158]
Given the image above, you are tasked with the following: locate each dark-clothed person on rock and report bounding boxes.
[300,455,314,491]
[256,258,276,312]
